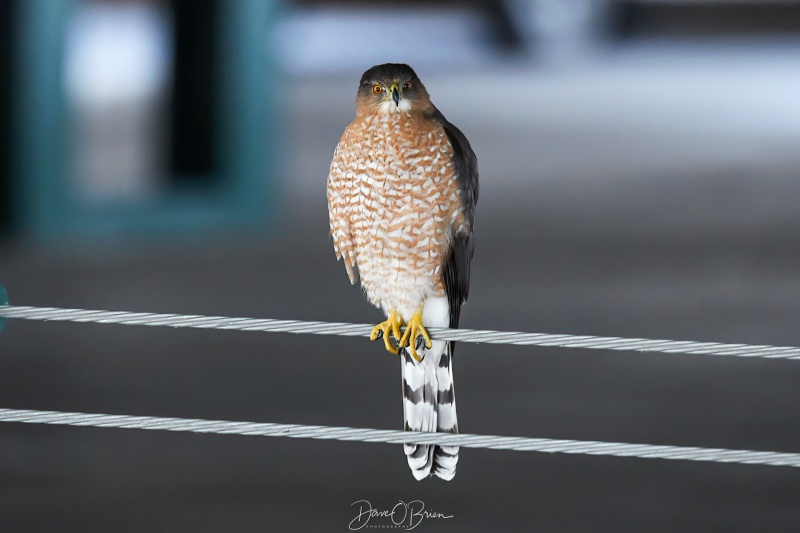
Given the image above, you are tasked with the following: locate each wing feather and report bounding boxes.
[327,131,359,284]
[431,110,479,336]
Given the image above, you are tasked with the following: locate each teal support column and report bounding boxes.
[12,0,72,238]
[216,0,283,225]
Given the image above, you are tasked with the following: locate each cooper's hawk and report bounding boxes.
[327,63,478,480]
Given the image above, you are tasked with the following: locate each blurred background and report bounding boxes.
[2,0,800,531]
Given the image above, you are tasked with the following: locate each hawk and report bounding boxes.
[327,63,478,480]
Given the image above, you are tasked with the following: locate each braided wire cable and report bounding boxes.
[0,408,798,468]
[1,304,800,361]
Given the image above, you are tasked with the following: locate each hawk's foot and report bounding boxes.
[399,310,432,362]
[369,310,404,355]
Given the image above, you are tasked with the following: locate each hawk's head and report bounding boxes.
[356,63,432,115]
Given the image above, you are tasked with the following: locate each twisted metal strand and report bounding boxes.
[1,408,798,469]
[2,304,800,361]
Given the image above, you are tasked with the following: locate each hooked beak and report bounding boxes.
[389,83,400,107]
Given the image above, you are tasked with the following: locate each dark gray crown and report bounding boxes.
[359,63,419,86]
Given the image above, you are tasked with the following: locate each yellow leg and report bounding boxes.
[369,310,404,355]
[399,309,433,362]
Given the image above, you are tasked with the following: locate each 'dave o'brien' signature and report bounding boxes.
[349,500,453,530]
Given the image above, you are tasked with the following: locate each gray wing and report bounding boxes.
[431,109,479,332]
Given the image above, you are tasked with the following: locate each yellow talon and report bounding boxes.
[399,310,432,362]
[369,310,404,355]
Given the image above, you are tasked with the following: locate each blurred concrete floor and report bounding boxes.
[2,47,800,531]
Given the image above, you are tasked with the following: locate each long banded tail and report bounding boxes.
[401,338,458,480]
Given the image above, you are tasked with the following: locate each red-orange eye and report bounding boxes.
[402,81,412,90]
[372,85,382,94]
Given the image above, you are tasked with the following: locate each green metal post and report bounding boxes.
[12,0,72,238]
